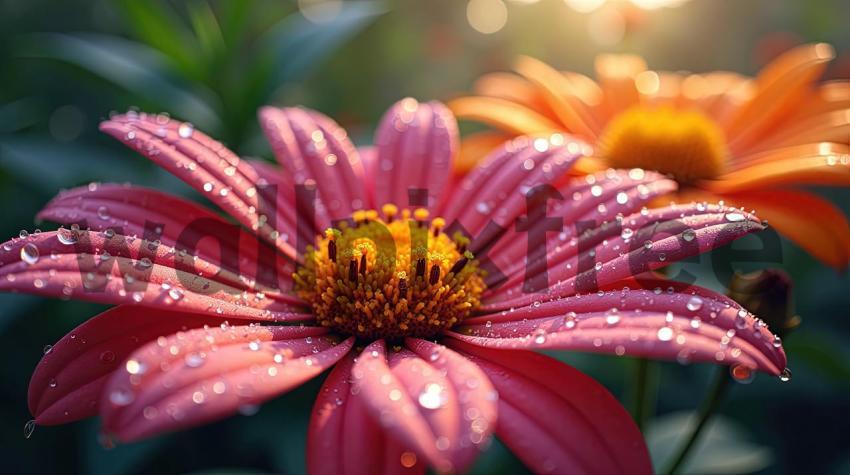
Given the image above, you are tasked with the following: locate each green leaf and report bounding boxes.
[187,0,226,61]
[258,1,386,90]
[15,33,220,130]
[113,0,202,79]
[0,136,145,192]
[646,411,773,474]
[81,419,169,475]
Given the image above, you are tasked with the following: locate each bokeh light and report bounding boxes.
[467,0,509,34]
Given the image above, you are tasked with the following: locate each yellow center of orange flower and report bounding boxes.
[598,106,728,185]
[293,205,485,339]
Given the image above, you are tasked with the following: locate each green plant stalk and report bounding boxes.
[662,367,732,475]
[631,358,658,431]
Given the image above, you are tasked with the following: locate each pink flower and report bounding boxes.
[1,98,786,474]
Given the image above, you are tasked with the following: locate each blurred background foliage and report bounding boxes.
[1,0,849,474]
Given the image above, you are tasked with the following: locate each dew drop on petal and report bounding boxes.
[177,122,194,138]
[184,352,206,368]
[109,388,135,406]
[656,327,674,342]
[125,359,146,375]
[779,368,792,382]
[20,243,40,265]
[682,229,696,242]
[57,227,79,245]
[686,296,703,312]
[724,212,746,222]
[418,383,448,409]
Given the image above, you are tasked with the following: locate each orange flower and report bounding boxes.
[451,44,850,269]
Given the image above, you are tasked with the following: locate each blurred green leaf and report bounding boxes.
[114,0,202,79]
[15,33,220,130]
[0,294,41,334]
[187,0,226,62]
[258,1,386,91]
[0,98,44,133]
[82,419,169,475]
[0,136,144,191]
[784,331,850,386]
[647,411,773,474]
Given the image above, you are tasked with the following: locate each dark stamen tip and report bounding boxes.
[348,259,358,282]
[429,264,440,285]
[415,258,426,278]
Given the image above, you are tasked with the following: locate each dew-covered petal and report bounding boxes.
[0,230,308,321]
[101,324,352,441]
[351,340,496,473]
[372,98,458,210]
[307,354,426,475]
[37,183,295,293]
[259,106,366,221]
[29,306,226,425]
[448,341,652,475]
[456,279,787,375]
[484,203,764,307]
[439,134,585,239]
[99,113,298,259]
[484,168,677,288]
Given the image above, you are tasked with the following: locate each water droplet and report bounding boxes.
[109,388,134,406]
[682,229,696,242]
[616,191,628,205]
[203,182,214,193]
[418,383,448,409]
[131,291,144,303]
[730,364,755,384]
[57,227,78,245]
[167,288,183,301]
[686,296,703,312]
[19,230,29,239]
[24,420,36,439]
[657,327,674,342]
[125,359,146,375]
[247,340,261,351]
[48,378,58,388]
[779,368,792,382]
[99,350,116,363]
[20,243,40,265]
[605,309,621,326]
[43,344,53,355]
[184,352,205,368]
[178,122,194,138]
[97,206,110,220]
[475,202,491,214]
[724,212,746,222]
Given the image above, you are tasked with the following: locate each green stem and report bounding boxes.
[632,358,657,431]
[662,368,732,475]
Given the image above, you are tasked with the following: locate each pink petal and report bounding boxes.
[449,340,652,475]
[351,340,496,473]
[307,354,425,475]
[37,183,294,292]
[373,98,458,209]
[101,324,353,441]
[453,280,786,375]
[259,106,367,221]
[483,169,676,287]
[439,134,583,237]
[0,231,309,321]
[100,113,298,259]
[29,306,225,425]
[485,204,765,308]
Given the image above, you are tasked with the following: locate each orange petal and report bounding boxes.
[793,80,850,119]
[760,109,850,149]
[726,43,835,154]
[706,144,850,192]
[720,189,850,269]
[594,54,647,117]
[513,56,601,139]
[473,72,557,120]
[448,96,561,135]
[455,131,511,175]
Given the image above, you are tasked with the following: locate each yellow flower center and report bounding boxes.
[598,106,728,185]
[293,205,485,340]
